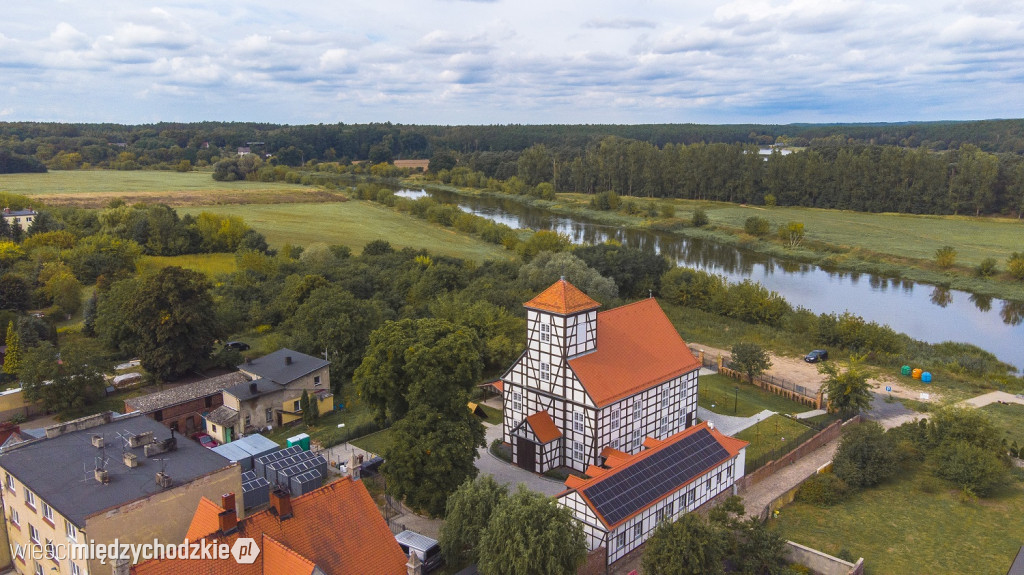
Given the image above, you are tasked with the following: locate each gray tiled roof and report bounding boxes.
[205,405,239,427]
[238,348,329,385]
[124,372,248,413]
[223,377,281,401]
[1,209,36,217]
[0,413,234,528]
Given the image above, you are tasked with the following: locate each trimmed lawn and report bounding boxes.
[178,201,510,263]
[698,373,812,417]
[262,401,377,448]
[980,402,1024,448]
[350,429,392,457]
[137,253,238,277]
[478,404,503,425]
[772,468,1024,575]
[734,414,813,465]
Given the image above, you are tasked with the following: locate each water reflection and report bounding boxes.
[970,294,992,313]
[402,188,1024,370]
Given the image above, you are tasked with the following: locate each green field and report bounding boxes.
[734,414,813,464]
[698,373,813,417]
[179,201,511,262]
[137,253,238,277]
[350,429,393,457]
[0,170,329,207]
[980,403,1024,447]
[772,468,1024,575]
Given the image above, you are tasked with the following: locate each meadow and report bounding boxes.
[137,253,238,276]
[0,170,335,207]
[178,201,511,262]
[771,468,1024,575]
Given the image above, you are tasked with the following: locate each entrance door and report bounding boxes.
[516,436,536,472]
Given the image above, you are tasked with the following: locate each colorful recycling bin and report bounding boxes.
[921,372,932,383]
[901,365,911,376]
[912,368,923,379]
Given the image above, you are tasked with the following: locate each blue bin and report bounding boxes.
[921,372,932,383]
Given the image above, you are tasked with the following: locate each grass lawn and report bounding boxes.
[478,404,503,425]
[734,414,813,465]
[178,201,510,263]
[698,373,812,417]
[771,468,1024,575]
[262,401,378,449]
[137,253,238,277]
[350,429,392,457]
[980,402,1024,447]
[0,170,328,207]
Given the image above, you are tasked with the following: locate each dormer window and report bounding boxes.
[540,323,551,343]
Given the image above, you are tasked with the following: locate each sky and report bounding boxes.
[1,0,1023,125]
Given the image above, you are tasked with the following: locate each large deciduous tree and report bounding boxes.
[439,476,508,567]
[832,421,897,488]
[477,485,587,575]
[96,266,220,381]
[820,355,873,418]
[730,342,772,384]
[20,339,110,418]
[381,405,485,517]
[641,513,727,575]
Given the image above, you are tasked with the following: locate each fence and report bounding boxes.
[688,346,824,409]
[746,423,820,472]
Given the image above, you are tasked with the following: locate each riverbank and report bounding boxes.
[407,179,1024,303]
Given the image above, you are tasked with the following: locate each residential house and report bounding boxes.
[131,477,409,575]
[0,412,242,575]
[2,208,36,232]
[204,349,331,444]
[557,422,748,565]
[501,279,700,473]
[124,372,247,435]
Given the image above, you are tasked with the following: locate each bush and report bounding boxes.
[795,473,849,506]
[744,216,771,237]
[931,439,1009,497]
[833,421,897,488]
[764,194,777,207]
[1008,252,1024,280]
[975,257,998,277]
[691,208,710,227]
[660,203,676,218]
[935,246,957,269]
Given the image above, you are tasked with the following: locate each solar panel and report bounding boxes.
[582,428,730,525]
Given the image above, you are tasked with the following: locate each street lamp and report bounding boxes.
[734,386,739,414]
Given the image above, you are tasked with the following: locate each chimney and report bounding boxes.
[249,382,258,394]
[155,471,172,488]
[128,431,153,448]
[123,452,139,468]
[406,549,423,575]
[91,434,104,448]
[285,356,293,365]
[94,468,109,484]
[269,488,293,519]
[218,493,238,533]
[349,452,361,480]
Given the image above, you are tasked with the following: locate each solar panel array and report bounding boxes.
[582,428,730,526]
[241,469,271,509]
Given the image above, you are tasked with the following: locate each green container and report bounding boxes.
[287,432,311,451]
[901,365,912,376]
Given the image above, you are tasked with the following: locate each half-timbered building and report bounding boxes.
[501,278,702,473]
[557,422,748,565]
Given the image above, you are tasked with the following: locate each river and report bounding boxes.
[396,189,1024,371]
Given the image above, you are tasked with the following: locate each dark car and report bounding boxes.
[225,341,250,351]
[804,349,828,363]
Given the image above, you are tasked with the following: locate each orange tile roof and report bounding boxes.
[564,423,748,529]
[134,477,407,575]
[185,496,224,542]
[524,279,601,315]
[568,298,700,406]
[525,411,562,443]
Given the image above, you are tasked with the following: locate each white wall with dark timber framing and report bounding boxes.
[595,370,699,457]
[560,454,742,565]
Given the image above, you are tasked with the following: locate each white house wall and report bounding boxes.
[557,491,607,552]
[595,370,699,456]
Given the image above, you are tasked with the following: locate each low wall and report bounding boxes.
[737,416,859,491]
[786,541,864,575]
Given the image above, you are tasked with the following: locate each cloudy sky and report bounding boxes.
[1,0,1022,125]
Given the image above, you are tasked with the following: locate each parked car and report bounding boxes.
[224,341,250,351]
[395,530,443,573]
[804,349,829,363]
[194,433,218,448]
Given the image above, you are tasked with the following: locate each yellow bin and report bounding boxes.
[912,368,923,380]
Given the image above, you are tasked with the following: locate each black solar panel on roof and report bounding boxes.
[582,428,731,526]
[241,470,257,482]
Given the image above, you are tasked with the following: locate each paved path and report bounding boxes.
[474,423,565,496]
[739,437,839,518]
[697,407,776,436]
[958,390,1024,408]
[793,409,826,420]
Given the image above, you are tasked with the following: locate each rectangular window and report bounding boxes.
[540,323,551,343]
[65,520,77,542]
[72,563,82,575]
[45,539,55,561]
[265,408,273,424]
[633,522,642,539]
[10,507,19,527]
[666,501,674,518]
[573,441,585,462]
[293,400,301,412]
[154,410,163,422]
[539,362,550,382]
[25,489,36,509]
[211,424,218,433]
[14,543,23,561]
[660,388,669,409]
[611,438,619,449]
[512,392,523,412]
[5,473,14,493]
[205,396,214,408]
[632,399,643,420]
[573,411,585,433]
[687,491,695,506]
[244,415,251,427]
[632,429,643,450]
[29,523,39,543]
[42,503,53,523]
[314,375,321,387]
[170,421,179,432]
[34,562,43,575]
[616,532,626,549]
[659,416,669,437]
[610,408,620,430]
